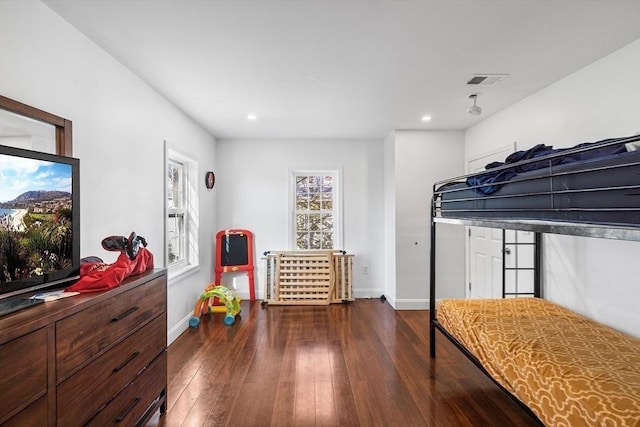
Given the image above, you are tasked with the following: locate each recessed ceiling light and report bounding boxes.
[247,114,257,121]
[421,115,432,122]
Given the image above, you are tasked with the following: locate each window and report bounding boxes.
[291,171,341,250]
[0,95,71,156]
[167,159,185,264]
[166,148,199,277]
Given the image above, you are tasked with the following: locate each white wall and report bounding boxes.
[215,138,385,299]
[465,39,640,337]
[214,132,465,308]
[392,130,466,308]
[0,1,218,344]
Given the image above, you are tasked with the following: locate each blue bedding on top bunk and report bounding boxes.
[437,135,640,226]
[467,136,631,194]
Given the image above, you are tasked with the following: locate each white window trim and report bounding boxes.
[288,168,343,250]
[165,143,200,281]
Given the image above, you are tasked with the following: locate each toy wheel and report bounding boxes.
[189,317,200,328]
[224,315,235,326]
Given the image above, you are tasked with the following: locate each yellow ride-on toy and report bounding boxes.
[189,284,241,327]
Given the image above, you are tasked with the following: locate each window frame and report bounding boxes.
[0,94,73,156]
[288,169,343,251]
[165,145,199,280]
[167,158,187,268]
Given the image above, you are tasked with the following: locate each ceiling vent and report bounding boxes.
[466,74,508,86]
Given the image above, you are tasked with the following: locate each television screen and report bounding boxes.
[0,145,80,298]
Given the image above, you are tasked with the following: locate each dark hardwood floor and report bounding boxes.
[146,299,541,427]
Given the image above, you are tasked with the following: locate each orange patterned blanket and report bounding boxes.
[437,298,640,427]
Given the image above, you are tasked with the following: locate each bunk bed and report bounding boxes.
[429,134,640,427]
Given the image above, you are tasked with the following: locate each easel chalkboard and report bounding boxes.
[214,229,255,301]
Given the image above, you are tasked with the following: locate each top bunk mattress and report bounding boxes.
[434,135,640,229]
[436,298,640,427]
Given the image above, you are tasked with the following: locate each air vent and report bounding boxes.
[466,74,508,86]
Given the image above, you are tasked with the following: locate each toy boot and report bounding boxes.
[101,232,148,260]
[101,235,127,252]
[125,232,148,260]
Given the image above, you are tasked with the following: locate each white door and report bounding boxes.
[466,144,515,298]
[468,227,504,298]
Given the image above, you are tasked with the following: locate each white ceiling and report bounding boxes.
[43,0,640,140]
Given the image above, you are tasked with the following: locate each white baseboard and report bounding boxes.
[349,289,431,310]
[393,298,430,310]
[221,295,435,311]
[353,288,386,300]
[168,311,192,345]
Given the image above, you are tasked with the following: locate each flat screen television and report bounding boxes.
[0,144,80,303]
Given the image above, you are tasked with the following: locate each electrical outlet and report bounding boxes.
[362,265,369,275]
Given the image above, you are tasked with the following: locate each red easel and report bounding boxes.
[214,229,256,302]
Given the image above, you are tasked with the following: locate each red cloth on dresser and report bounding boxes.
[65,247,154,293]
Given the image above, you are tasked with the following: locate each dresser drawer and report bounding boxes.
[86,351,167,427]
[56,276,166,381]
[1,395,47,427]
[57,314,166,426]
[0,328,47,423]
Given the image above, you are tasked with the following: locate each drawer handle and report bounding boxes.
[115,397,141,423]
[113,351,140,373]
[111,306,139,322]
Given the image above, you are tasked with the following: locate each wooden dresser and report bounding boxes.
[0,269,167,426]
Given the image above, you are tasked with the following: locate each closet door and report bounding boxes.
[465,144,515,299]
[468,227,503,298]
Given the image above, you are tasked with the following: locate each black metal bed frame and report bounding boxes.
[428,134,640,423]
[431,319,545,425]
